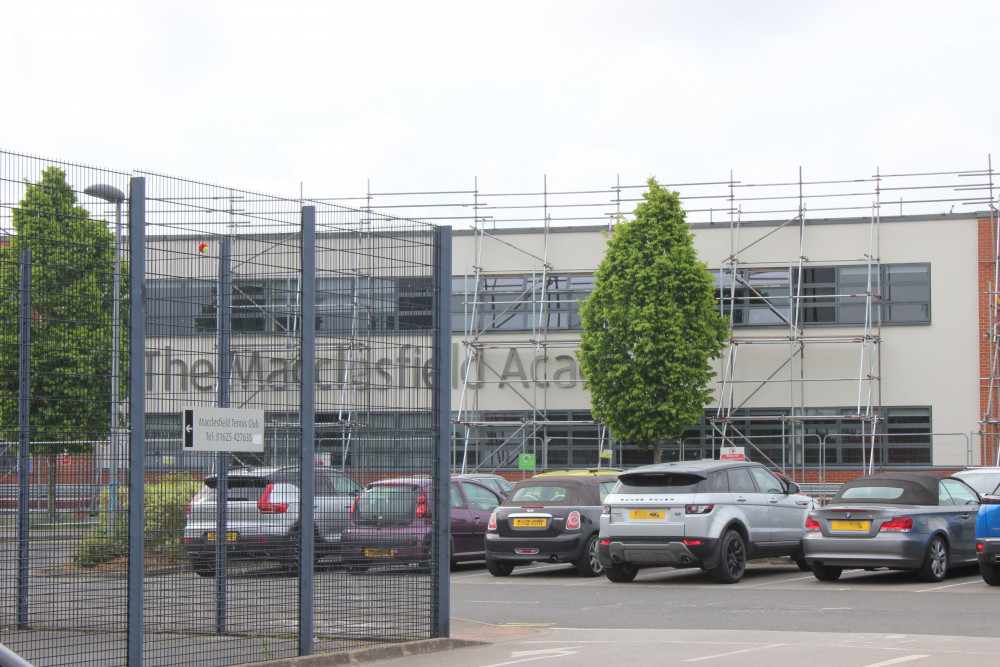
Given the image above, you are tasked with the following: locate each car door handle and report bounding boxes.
[795,500,811,506]
[769,499,778,504]
[736,497,747,502]
[960,514,971,520]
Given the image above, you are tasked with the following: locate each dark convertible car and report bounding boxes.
[484,470,619,577]
[803,472,981,582]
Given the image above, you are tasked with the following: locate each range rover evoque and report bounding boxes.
[598,460,815,583]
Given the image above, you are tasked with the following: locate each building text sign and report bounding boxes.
[183,406,265,452]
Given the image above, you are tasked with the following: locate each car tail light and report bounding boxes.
[566,511,581,530]
[683,539,702,546]
[879,517,913,533]
[257,484,289,514]
[602,504,610,515]
[982,495,1000,505]
[805,517,821,531]
[349,494,359,519]
[415,492,429,519]
[685,504,714,515]
[978,543,984,553]
[186,500,193,516]
[600,538,611,546]
[488,511,497,531]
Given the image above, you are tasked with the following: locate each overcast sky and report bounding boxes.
[4,1,998,200]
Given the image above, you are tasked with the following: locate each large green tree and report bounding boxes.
[0,166,121,516]
[577,178,729,463]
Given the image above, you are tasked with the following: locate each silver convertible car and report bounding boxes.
[803,472,981,582]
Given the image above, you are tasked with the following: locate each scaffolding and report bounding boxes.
[314,163,1000,475]
[711,168,883,482]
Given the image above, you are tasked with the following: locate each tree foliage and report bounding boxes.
[576,178,729,461]
[0,166,121,451]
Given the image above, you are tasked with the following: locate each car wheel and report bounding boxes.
[279,528,324,573]
[917,536,948,582]
[603,561,638,583]
[980,560,1000,586]
[190,556,216,578]
[573,534,603,577]
[712,530,746,584]
[811,561,843,581]
[793,554,811,572]
[486,559,516,577]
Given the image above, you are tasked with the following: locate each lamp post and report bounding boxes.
[84,184,125,531]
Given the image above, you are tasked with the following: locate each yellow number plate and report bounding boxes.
[512,518,547,528]
[365,548,394,558]
[831,520,870,531]
[206,531,238,542]
[630,509,665,520]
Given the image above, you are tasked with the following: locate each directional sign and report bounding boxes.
[518,452,536,471]
[183,406,265,452]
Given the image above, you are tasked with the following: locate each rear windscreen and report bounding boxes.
[838,486,906,501]
[202,477,267,501]
[355,485,418,525]
[510,485,570,504]
[617,473,704,492]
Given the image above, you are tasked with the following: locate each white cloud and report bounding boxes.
[3,0,999,200]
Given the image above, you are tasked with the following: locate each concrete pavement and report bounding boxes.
[248,619,1000,666]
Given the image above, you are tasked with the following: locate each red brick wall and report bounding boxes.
[980,217,998,463]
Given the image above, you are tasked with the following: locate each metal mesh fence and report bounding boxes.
[0,151,448,666]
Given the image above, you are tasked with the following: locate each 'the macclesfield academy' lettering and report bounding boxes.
[145,344,580,393]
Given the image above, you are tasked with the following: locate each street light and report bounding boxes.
[84,184,125,529]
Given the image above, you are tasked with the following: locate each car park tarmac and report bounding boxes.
[247,560,1000,666]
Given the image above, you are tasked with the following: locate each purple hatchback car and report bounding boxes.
[340,475,505,572]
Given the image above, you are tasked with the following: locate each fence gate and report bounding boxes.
[0,151,451,666]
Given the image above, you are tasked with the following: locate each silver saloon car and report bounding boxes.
[803,472,981,582]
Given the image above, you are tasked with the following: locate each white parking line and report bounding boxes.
[683,643,786,662]
[861,655,930,667]
[915,579,983,593]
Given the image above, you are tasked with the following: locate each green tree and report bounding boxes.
[576,178,729,463]
[0,166,121,518]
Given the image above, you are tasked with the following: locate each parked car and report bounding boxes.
[184,466,363,576]
[975,480,1000,585]
[454,473,515,495]
[340,475,504,572]
[598,460,814,584]
[803,472,981,583]
[484,470,620,577]
[952,467,1000,496]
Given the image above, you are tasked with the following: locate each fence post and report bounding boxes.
[16,250,31,630]
[215,235,232,633]
[299,206,316,655]
[127,177,146,667]
[433,225,453,637]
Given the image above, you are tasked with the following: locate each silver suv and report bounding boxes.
[598,460,815,583]
[184,466,362,576]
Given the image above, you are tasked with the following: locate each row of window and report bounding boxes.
[453,406,933,469]
[146,275,434,336]
[143,261,930,337]
[711,263,931,326]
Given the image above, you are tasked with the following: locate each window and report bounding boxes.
[462,482,501,511]
[940,479,979,506]
[727,468,757,494]
[452,273,594,333]
[748,467,784,494]
[712,263,930,327]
